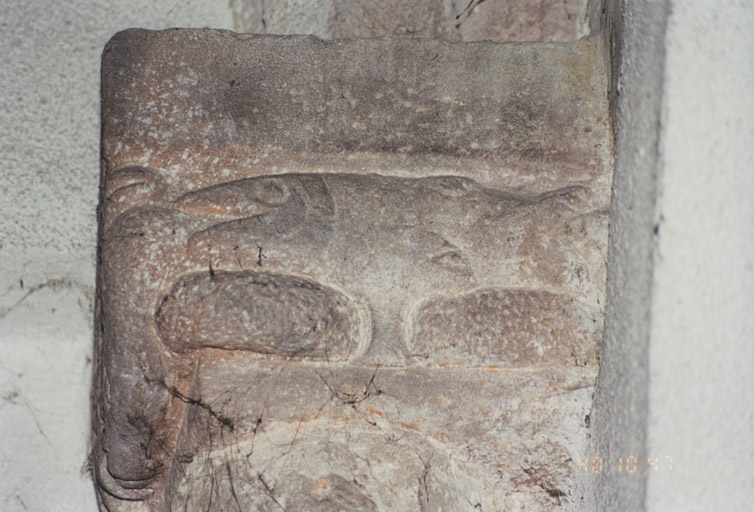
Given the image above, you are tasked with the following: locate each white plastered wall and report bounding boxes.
[646,1,754,510]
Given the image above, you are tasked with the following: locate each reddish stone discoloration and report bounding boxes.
[94,30,610,511]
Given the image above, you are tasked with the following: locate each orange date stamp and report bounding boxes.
[578,456,674,474]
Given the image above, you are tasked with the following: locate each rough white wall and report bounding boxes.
[590,0,754,510]
[0,3,233,511]
[647,1,754,510]
[586,0,668,508]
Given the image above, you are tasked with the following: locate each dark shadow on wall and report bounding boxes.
[586,0,670,510]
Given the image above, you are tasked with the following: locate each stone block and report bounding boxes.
[457,0,585,42]
[94,29,610,511]
[230,0,586,42]
[327,0,458,40]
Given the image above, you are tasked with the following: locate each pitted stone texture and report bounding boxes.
[155,271,365,358]
[230,0,585,42]
[411,289,597,366]
[94,30,610,511]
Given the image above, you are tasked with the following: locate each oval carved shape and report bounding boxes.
[156,271,361,360]
[409,288,598,366]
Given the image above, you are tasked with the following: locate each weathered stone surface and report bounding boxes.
[328,0,458,40]
[94,29,610,511]
[456,0,585,42]
[230,0,585,42]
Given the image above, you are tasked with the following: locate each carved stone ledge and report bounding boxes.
[94,29,611,511]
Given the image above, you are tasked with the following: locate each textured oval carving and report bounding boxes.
[409,288,598,366]
[156,271,362,359]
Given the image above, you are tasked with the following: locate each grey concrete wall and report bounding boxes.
[585,0,668,509]
[588,0,754,510]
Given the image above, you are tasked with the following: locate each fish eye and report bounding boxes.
[255,178,288,205]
